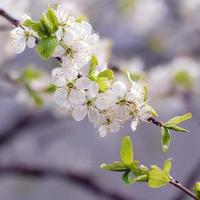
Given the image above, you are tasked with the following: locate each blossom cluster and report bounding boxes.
[10,4,154,137]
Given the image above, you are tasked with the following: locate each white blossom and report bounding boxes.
[52,67,78,109]
[54,21,99,69]
[10,26,37,54]
[69,77,100,123]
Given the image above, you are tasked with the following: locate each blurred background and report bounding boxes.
[0,0,200,199]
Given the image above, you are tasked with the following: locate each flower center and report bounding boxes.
[87,99,93,107]
[116,98,126,106]
[67,82,74,89]
[65,48,74,58]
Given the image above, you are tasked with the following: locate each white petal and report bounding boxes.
[88,82,99,98]
[75,77,90,90]
[64,29,77,46]
[72,106,87,121]
[27,36,36,48]
[94,91,113,110]
[52,45,65,57]
[64,67,78,81]
[99,126,108,137]
[62,56,74,68]
[81,21,92,33]
[56,27,64,40]
[12,39,26,54]
[52,68,66,87]
[112,81,127,97]
[54,88,68,107]
[88,109,99,124]
[110,121,121,133]
[69,89,86,106]
[131,119,138,132]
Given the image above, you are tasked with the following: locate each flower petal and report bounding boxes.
[99,126,108,137]
[69,89,86,106]
[88,82,99,98]
[131,119,138,132]
[72,106,87,121]
[75,77,90,90]
[52,68,66,87]
[27,36,36,48]
[112,81,127,97]
[54,88,68,107]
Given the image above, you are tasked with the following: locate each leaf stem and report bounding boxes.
[169,177,198,200]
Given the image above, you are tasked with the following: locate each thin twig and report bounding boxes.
[170,177,198,200]
[147,117,163,127]
[0,164,133,200]
[0,9,20,27]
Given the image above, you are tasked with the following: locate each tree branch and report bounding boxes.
[170,177,198,200]
[0,9,20,27]
[147,117,163,127]
[0,164,133,200]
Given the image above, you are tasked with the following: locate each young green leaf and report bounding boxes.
[89,55,98,80]
[163,159,172,174]
[148,168,170,188]
[122,172,134,185]
[143,85,148,102]
[96,77,108,93]
[161,127,171,152]
[193,182,200,199]
[46,7,59,33]
[133,175,149,183]
[130,161,148,176]
[35,36,58,60]
[100,162,130,172]
[166,113,192,125]
[121,136,133,165]
[20,67,42,82]
[98,69,114,80]
[23,20,46,37]
[164,124,188,132]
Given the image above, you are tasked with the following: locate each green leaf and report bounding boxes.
[98,69,114,80]
[166,113,192,125]
[44,84,56,93]
[130,161,148,176]
[46,7,59,33]
[23,20,46,37]
[40,14,53,36]
[31,93,43,107]
[164,124,188,132]
[121,136,133,165]
[100,162,129,172]
[133,175,149,183]
[20,67,42,82]
[89,55,98,80]
[96,77,108,93]
[147,105,158,117]
[143,85,148,102]
[122,171,148,185]
[174,70,193,88]
[193,182,200,199]
[122,172,134,184]
[163,159,172,174]
[35,36,58,60]
[148,168,170,188]
[161,127,171,152]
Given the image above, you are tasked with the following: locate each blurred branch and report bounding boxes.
[0,164,133,200]
[0,111,60,149]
